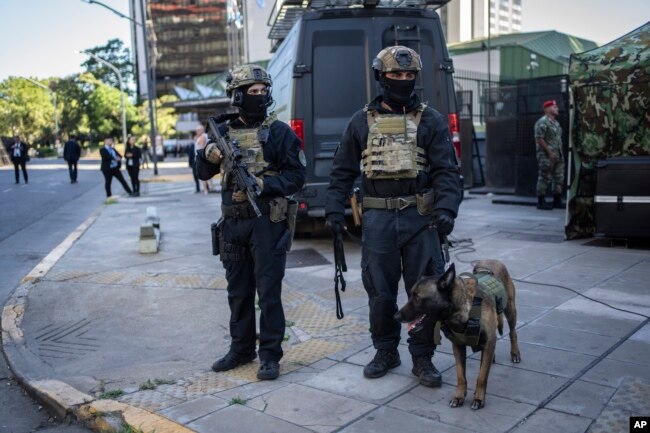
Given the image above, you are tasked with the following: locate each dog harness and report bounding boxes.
[441,270,506,352]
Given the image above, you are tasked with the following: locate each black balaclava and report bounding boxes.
[238,85,271,125]
[379,74,416,111]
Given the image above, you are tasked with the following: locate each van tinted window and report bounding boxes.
[312,30,368,141]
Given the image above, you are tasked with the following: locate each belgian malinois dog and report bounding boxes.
[395,260,521,410]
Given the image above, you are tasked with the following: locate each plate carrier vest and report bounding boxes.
[362,103,427,179]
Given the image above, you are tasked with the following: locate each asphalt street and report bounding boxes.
[1,158,104,432]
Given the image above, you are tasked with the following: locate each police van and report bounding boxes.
[266,0,460,229]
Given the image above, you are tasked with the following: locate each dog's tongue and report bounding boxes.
[407,314,426,332]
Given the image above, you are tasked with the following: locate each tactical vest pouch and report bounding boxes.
[286,199,298,252]
[416,189,435,216]
[269,197,288,223]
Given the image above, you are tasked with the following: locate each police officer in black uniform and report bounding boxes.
[325,46,461,387]
[196,64,305,380]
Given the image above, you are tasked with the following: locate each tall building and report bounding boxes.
[439,0,522,44]
[131,0,274,99]
[129,0,276,133]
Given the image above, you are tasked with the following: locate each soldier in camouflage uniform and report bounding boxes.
[325,46,461,387]
[534,100,564,210]
[196,64,306,380]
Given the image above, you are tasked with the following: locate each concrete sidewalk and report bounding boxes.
[3,169,650,432]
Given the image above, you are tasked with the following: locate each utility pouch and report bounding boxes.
[286,199,298,252]
[269,197,288,223]
[211,220,221,256]
[416,189,435,216]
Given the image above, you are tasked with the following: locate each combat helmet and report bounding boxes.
[226,64,273,98]
[372,46,422,80]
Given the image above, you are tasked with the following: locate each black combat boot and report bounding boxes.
[553,194,563,209]
[257,360,280,380]
[537,196,553,210]
[412,356,442,387]
[211,351,256,372]
[363,349,401,378]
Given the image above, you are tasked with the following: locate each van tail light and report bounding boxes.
[448,113,461,165]
[289,119,304,150]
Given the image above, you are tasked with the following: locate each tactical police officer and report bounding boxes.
[534,100,564,210]
[325,46,462,387]
[196,64,306,380]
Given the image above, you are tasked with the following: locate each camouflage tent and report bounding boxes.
[566,21,650,239]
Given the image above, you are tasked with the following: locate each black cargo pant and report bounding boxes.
[220,212,289,362]
[361,206,444,357]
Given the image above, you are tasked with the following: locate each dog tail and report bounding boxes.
[497,315,504,336]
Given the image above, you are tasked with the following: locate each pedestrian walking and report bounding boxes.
[196,64,305,380]
[535,100,565,210]
[140,137,150,169]
[325,46,462,387]
[99,137,134,198]
[63,136,81,183]
[125,135,142,196]
[10,135,29,184]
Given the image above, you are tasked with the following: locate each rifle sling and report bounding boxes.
[333,231,347,319]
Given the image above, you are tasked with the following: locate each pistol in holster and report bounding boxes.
[211,219,223,256]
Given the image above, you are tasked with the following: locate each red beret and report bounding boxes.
[543,100,556,109]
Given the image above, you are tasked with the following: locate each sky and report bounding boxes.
[0,0,649,81]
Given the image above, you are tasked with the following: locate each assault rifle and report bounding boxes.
[206,116,262,217]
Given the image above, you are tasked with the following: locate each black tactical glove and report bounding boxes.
[325,213,347,236]
[432,211,455,236]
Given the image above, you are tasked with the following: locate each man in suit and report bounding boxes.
[10,135,29,184]
[63,136,82,183]
[100,137,134,198]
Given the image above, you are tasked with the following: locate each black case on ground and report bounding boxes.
[595,156,650,238]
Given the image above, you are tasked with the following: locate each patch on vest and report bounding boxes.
[299,150,306,167]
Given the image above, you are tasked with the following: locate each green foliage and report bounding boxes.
[81,38,135,96]
[138,379,156,391]
[0,77,55,143]
[229,396,248,405]
[116,424,148,433]
[98,389,124,399]
[0,38,176,147]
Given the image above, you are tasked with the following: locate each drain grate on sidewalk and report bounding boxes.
[286,248,331,269]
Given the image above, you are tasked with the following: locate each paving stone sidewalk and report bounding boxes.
[3,171,650,432]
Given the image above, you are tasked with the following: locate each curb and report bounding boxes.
[1,207,192,432]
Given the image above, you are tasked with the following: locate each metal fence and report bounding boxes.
[453,68,521,124]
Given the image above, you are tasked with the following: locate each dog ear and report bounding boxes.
[437,263,456,293]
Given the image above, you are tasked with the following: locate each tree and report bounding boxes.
[81,39,135,96]
[81,74,139,142]
[52,75,91,139]
[131,94,179,140]
[0,77,55,143]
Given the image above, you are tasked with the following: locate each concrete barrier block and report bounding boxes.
[140,207,161,253]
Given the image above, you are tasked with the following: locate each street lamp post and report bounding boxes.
[81,0,159,175]
[25,78,59,140]
[78,50,127,147]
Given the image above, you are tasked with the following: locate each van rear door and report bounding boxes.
[295,16,374,216]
